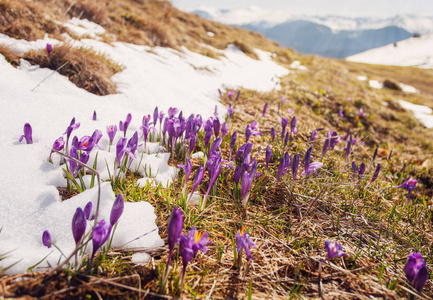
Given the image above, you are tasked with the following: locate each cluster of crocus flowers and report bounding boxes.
[19,123,33,144]
[235,226,256,268]
[405,252,429,292]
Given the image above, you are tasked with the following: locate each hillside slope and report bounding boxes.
[1,1,433,299]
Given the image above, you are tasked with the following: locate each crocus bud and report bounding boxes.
[72,208,87,246]
[292,154,299,181]
[235,90,240,101]
[262,103,269,118]
[153,106,159,125]
[281,118,288,139]
[265,145,272,171]
[84,201,92,220]
[271,127,276,141]
[284,132,289,147]
[221,122,228,137]
[19,123,33,144]
[290,116,297,135]
[188,134,196,157]
[277,156,285,182]
[372,146,378,161]
[213,118,220,137]
[245,125,252,143]
[92,111,97,121]
[230,131,237,150]
[167,207,183,251]
[210,138,222,154]
[204,128,213,147]
[42,230,52,248]
[234,165,241,184]
[46,43,52,57]
[370,164,381,184]
[69,146,78,174]
[110,194,124,226]
[310,130,318,141]
[190,166,204,197]
[321,139,330,160]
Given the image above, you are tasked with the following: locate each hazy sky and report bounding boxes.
[172,0,433,17]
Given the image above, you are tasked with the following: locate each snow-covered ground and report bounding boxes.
[0,19,289,274]
[346,34,433,69]
[398,100,433,128]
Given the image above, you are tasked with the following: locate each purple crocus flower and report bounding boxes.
[179,158,193,188]
[234,165,241,184]
[119,113,132,137]
[210,138,222,154]
[107,125,117,146]
[77,152,89,171]
[262,103,269,118]
[92,111,97,121]
[72,207,87,265]
[90,219,111,268]
[42,230,52,248]
[229,131,237,160]
[328,131,340,149]
[284,132,289,147]
[188,134,196,157]
[19,123,33,144]
[271,127,276,141]
[163,206,183,280]
[394,178,418,203]
[235,226,256,267]
[277,156,285,182]
[241,171,253,205]
[92,129,103,149]
[72,207,87,246]
[372,146,378,161]
[227,103,235,120]
[168,107,178,119]
[49,137,65,160]
[281,118,288,139]
[64,118,80,141]
[405,252,429,292]
[227,90,234,99]
[69,146,77,174]
[110,194,124,226]
[265,145,272,172]
[324,241,346,260]
[290,116,297,135]
[342,128,350,141]
[302,147,313,172]
[292,154,299,181]
[245,125,252,143]
[321,138,330,160]
[357,162,366,186]
[153,107,159,126]
[213,118,221,137]
[344,137,352,162]
[126,131,138,157]
[84,201,92,220]
[235,90,240,101]
[77,136,95,153]
[302,162,323,177]
[359,108,366,117]
[188,166,204,201]
[46,43,52,57]
[338,109,344,117]
[179,226,210,281]
[221,122,228,137]
[368,164,381,186]
[201,154,222,210]
[311,130,318,141]
[204,128,213,147]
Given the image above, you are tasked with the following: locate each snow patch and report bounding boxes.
[398,99,433,128]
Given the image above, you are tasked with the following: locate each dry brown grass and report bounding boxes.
[22,44,122,96]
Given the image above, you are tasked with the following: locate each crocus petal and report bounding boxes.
[42,230,52,248]
[110,194,124,226]
[72,208,87,246]
[167,207,183,251]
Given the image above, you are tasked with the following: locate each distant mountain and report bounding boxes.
[190,7,432,58]
[242,21,412,58]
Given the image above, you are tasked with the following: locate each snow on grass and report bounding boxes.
[369,79,383,89]
[346,34,433,69]
[0,19,289,274]
[398,99,433,128]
